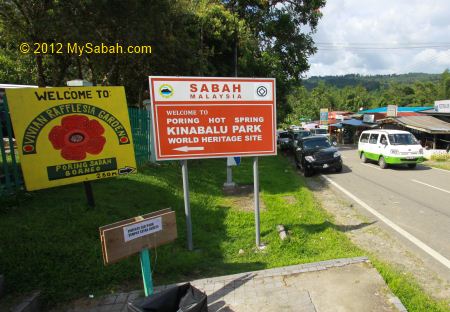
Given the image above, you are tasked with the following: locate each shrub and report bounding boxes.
[430,153,450,162]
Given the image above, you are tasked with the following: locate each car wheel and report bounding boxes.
[378,156,387,169]
[407,163,417,169]
[361,152,368,163]
[335,165,343,173]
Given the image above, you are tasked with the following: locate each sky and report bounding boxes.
[306,0,450,77]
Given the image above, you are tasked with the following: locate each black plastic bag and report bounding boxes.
[128,283,208,312]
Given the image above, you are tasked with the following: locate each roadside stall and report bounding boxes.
[379,116,450,150]
[329,118,377,144]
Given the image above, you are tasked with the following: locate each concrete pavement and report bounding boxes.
[63,257,406,312]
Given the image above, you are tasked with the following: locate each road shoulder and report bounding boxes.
[304,175,450,301]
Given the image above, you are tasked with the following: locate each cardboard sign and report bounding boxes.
[149,77,276,160]
[123,217,162,242]
[99,209,177,265]
[5,86,136,190]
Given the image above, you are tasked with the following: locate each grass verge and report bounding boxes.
[0,155,361,308]
[423,160,450,171]
[371,258,449,312]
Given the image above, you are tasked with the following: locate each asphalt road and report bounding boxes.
[321,146,450,277]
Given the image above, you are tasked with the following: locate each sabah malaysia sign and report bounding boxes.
[149,77,276,160]
[6,86,136,191]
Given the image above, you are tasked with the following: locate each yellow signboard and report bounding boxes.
[6,86,136,191]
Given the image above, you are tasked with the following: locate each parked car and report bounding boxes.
[288,129,311,152]
[277,130,291,150]
[294,136,342,177]
[358,129,424,169]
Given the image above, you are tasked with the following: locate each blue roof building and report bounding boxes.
[357,106,433,114]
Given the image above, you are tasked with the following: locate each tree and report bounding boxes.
[223,0,326,120]
[439,69,450,100]
[0,0,60,86]
[0,0,326,112]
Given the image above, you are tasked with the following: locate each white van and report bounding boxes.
[358,129,424,169]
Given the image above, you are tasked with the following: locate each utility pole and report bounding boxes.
[225,0,239,190]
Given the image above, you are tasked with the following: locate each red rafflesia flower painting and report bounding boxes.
[48,115,106,161]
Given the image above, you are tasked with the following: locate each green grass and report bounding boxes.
[0,155,448,311]
[423,160,450,171]
[0,155,361,307]
[371,258,450,312]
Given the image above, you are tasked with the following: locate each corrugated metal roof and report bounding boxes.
[397,112,423,117]
[395,116,450,133]
[358,106,432,114]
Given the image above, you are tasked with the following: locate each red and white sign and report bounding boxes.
[149,77,276,160]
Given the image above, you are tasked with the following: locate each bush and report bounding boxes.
[430,153,450,162]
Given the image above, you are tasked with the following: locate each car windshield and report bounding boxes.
[314,129,327,134]
[295,132,310,139]
[278,132,289,139]
[388,133,419,145]
[303,139,331,149]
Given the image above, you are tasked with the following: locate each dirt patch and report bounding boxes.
[226,193,266,212]
[282,195,297,205]
[223,184,254,196]
[222,184,266,212]
[305,175,450,300]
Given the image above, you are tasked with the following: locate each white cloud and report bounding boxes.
[306,0,450,76]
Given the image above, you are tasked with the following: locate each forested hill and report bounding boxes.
[303,73,441,91]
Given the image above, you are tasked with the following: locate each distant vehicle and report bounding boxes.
[289,125,302,131]
[294,136,342,177]
[358,129,424,169]
[310,128,329,137]
[277,130,291,150]
[288,129,311,152]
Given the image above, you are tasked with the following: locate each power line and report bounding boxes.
[316,42,450,46]
[315,42,450,51]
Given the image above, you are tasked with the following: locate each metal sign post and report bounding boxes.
[83,181,96,208]
[253,157,261,247]
[225,164,235,188]
[140,248,154,296]
[224,157,240,188]
[181,160,193,251]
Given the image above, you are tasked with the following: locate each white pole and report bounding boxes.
[224,158,236,188]
[253,157,260,247]
[181,160,193,251]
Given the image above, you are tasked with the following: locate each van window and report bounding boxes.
[388,133,419,145]
[360,133,369,143]
[380,134,388,145]
[369,134,379,144]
